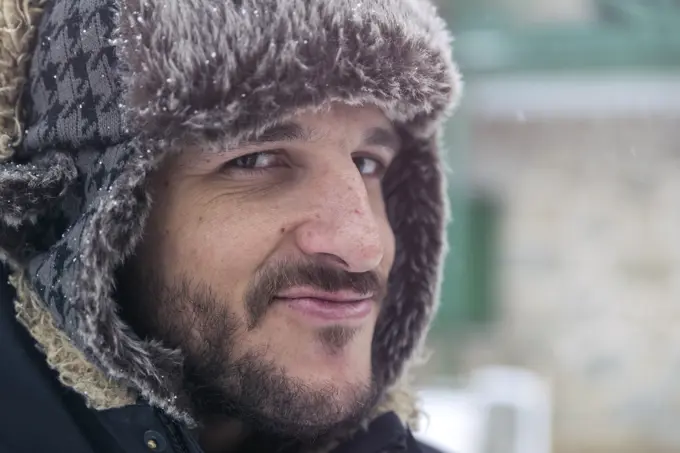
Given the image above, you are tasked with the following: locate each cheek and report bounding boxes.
[160,196,284,304]
[380,217,396,273]
[369,189,396,271]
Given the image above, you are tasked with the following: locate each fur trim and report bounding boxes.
[0,152,77,227]
[373,133,448,387]
[117,0,459,144]
[372,379,421,430]
[0,0,46,161]
[69,141,193,424]
[9,271,136,409]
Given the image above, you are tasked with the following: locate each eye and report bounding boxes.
[353,156,386,178]
[222,151,283,172]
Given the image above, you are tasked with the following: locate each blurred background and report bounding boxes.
[414,1,680,453]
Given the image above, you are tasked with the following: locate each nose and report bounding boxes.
[294,167,385,273]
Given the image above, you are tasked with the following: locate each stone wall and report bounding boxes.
[456,115,680,453]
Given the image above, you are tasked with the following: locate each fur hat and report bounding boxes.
[0,0,460,426]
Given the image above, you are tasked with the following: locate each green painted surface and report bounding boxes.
[445,0,680,74]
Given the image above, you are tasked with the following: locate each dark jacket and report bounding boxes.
[0,266,441,453]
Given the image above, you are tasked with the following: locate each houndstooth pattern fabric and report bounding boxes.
[22,0,124,157]
[27,143,137,334]
[15,0,139,350]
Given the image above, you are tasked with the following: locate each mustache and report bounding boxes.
[245,260,388,329]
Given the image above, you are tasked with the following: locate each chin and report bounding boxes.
[281,352,372,388]
[287,335,374,383]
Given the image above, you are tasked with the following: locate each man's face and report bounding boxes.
[119,103,397,438]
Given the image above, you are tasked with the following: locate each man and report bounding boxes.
[0,0,459,452]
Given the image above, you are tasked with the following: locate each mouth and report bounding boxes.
[274,287,374,322]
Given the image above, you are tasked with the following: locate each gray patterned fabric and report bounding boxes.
[22,0,123,155]
[0,0,460,425]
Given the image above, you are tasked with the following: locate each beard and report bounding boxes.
[116,259,386,442]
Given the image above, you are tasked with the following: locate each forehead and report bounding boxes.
[294,103,392,129]
[247,103,400,149]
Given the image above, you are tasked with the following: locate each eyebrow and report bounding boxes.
[363,127,401,153]
[241,122,401,152]
[244,122,313,144]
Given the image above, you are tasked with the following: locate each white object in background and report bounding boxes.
[470,366,552,453]
[415,388,482,453]
[415,366,552,453]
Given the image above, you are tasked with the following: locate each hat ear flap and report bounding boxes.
[0,0,47,161]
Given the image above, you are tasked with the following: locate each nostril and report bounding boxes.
[318,252,349,269]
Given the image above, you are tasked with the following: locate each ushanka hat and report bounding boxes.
[0,0,460,424]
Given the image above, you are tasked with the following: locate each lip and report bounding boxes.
[278,297,374,322]
[274,287,374,322]
[275,287,373,303]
